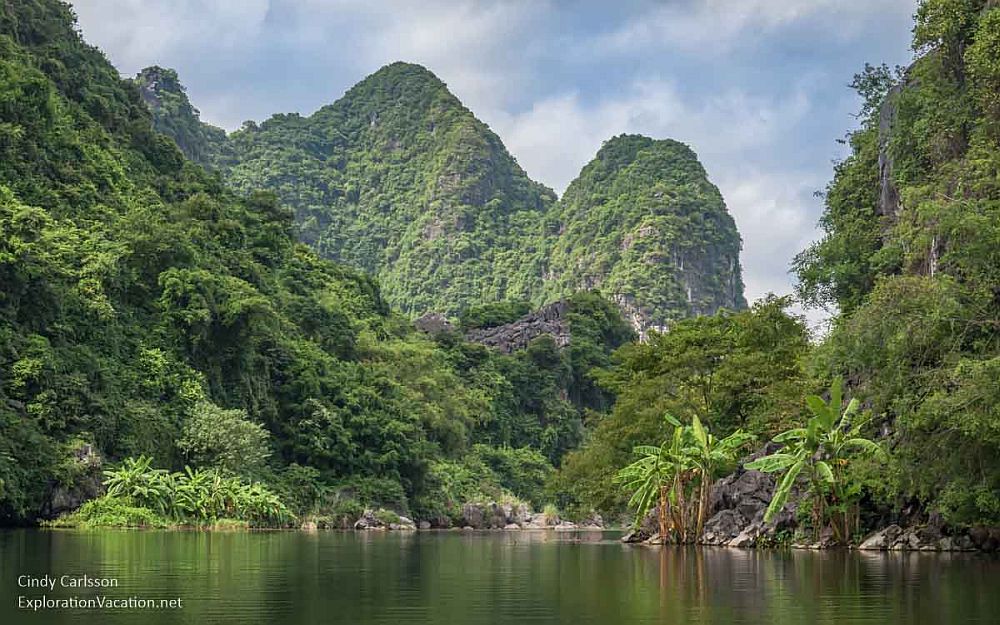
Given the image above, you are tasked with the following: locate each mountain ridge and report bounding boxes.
[136,61,747,332]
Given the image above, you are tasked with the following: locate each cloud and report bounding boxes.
[487,79,811,193]
[598,0,918,55]
[72,0,270,72]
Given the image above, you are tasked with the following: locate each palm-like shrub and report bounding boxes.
[103,455,172,514]
[98,457,293,527]
[616,414,751,542]
[746,378,885,542]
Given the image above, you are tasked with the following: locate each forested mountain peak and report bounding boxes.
[0,0,635,524]
[133,65,227,166]
[140,64,746,331]
[207,61,557,316]
[544,133,746,333]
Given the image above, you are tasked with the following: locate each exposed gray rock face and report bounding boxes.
[42,443,104,518]
[465,301,570,354]
[578,512,605,530]
[389,515,417,531]
[354,509,415,530]
[877,82,904,221]
[620,529,650,543]
[460,502,533,529]
[524,511,556,529]
[857,524,990,552]
[701,510,746,545]
[414,312,455,335]
[699,443,797,547]
[354,509,386,530]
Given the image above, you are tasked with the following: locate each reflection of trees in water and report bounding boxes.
[6,532,998,625]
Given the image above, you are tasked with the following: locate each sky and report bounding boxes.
[70,0,920,329]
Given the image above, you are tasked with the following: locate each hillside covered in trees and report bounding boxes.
[138,63,747,333]
[0,0,634,525]
[1,0,998,540]
[553,0,1000,531]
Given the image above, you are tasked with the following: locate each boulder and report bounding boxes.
[461,502,534,529]
[414,312,455,335]
[354,509,415,530]
[620,529,650,543]
[508,503,532,525]
[418,521,431,530]
[524,513,550,529]
[698,445,799,546]
[42,443,104,518]
[354,509,386,530]
[503,523,520,530]
[859,525,903,550]
[389,515,416,531]
[465,301,571,354]
[461,504,486,529]
[702,510,747,546]
[728,529,757,548]
[554,521,578,531]
[579,511,604,529]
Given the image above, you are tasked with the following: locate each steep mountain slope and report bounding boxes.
[134,66,228,167]
[544,135,746,333]
[0,0,632,524]
[217,63,555,315]
[142,67,747,331]
[794,0,1000,524]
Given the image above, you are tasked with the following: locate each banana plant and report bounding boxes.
[616,413,752,542]
[615,413,689,539]
[103,455,171,513]
[746,378,885,542]
[684,415,754,538]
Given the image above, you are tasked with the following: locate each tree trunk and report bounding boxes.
[676,476,688,543]
[658,485,669,539]
[695,473,708,541]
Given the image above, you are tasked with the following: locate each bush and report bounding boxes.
[49,497,168,529]
[177,402,271,474]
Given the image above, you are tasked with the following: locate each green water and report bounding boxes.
[1,529,997,624]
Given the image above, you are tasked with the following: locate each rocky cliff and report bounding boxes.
[464,301,571,354]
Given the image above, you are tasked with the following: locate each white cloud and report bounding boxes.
[484,79,823,322]
[486,78,811,194]
[71,0,270,73]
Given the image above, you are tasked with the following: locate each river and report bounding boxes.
[1,529,997,624]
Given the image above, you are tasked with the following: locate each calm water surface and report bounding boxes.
[1,529,997,624]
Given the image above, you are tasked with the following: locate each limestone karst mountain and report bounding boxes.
[139,64,747,332]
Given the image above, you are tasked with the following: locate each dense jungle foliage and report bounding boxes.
[140,62,747,331]
[2,0,998,534]
[0,0,631,525]
[793,0,1000,525]
[555,0,1000,528]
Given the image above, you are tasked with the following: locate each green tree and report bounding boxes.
[616,414,750,542]
[746,379,884,543]
[177,402,272,474]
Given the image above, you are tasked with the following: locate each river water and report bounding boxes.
[1,529,997,624]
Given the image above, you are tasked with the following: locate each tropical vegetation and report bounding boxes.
[615,414,751,542]
[1,0,999,542]
[745,380,884,543]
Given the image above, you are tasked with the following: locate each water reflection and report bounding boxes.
[1,530,996,625]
